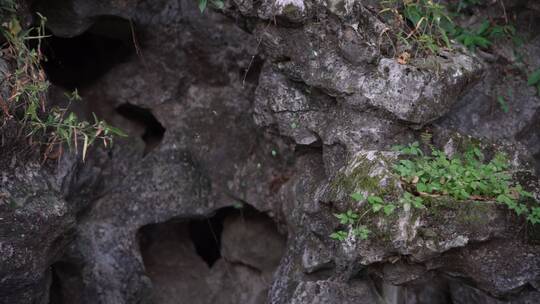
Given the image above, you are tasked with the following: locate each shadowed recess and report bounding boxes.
[137,206,286,304]
[40,16,136,90]
[116,103,166,155]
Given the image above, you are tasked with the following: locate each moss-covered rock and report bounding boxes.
[323,150,402,205]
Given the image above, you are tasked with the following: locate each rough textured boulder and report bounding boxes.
[0,153,78,303]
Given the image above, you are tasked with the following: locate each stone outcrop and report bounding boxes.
[1,0,540,303]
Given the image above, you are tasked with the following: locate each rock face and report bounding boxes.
[1,0,540,303]
[0,153,78,304]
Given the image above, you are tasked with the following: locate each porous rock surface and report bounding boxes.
[1,0,540,303]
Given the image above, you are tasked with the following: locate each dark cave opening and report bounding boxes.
[48,264,63,304]
[137,206,286,304]
[116,103,166,154]
[39,16,136,91]
[240,55,265,85]
[187,211,227,267]
[48,261,83,304]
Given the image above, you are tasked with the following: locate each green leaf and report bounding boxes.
[330,230,348,241]
[514,203,528,216]
[198,0,208,12]
[528,207,540,224]
[519,189,535,199]
[496,194,512,205]
[368,195,384,205]
[476,19,490,35]
[417,183,428,193]
[350,192,365,202]
[472,36,491,48]
[347,210,358,218]
[334,211,357,225]
[413,197,424,209]
[352,226,371,240]
[372,203,383,213]
[383,204,396,216]
[404,5,422,26]
[527,69,540,86]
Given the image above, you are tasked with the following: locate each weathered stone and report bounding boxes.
[221,212,286,272]
[0,157,77,304]
[290,280,378,304]
[2,0,540,303]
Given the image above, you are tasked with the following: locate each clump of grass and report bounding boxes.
[379,0,522,57]
[380,0,455,55]
[0,6,125,160]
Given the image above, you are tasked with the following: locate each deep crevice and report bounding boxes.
[48,261,83,304]
[187,210,227,267]
[48,264,63,304]
[116,103,166,155]
[240,55,265,85]
[39,16,136,90]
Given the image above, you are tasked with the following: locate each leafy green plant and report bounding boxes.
[497,95,509,113]
[381,0,455,54]
[394,142,539,223]
[453,19,492,50]
[379,1,521,58]
[453,20,516,51]
[0,9,125,160]
[331,142,540,242]
[352,226,371,240]
[330,192,396,241]
[330,230,348,241]
[334,210,359,225]
[401,191,425,209]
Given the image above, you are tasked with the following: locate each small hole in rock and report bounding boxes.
[39,16,136,90]
[116,103,165,155]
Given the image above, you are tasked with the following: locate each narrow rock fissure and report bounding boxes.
[187,210,229,268]
[48,261,83,304]
[48,264,63,304]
